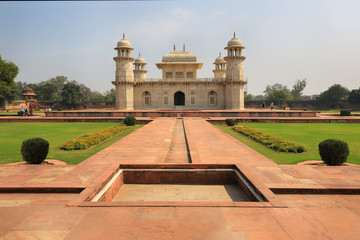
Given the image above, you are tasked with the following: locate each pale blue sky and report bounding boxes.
[1,0,359,95]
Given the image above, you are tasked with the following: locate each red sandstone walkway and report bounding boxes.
[0,118,360,239]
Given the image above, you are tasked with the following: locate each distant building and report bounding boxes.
[302,95,319,101]
[21,87,43,109]
[22,87,37,102]
[112,33,247,110]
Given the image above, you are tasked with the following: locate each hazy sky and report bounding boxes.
[1,0,359,96]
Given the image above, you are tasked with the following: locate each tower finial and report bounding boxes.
[173,44,176,51]
[123,33,125,39]
[183,44,185,51]
[139,52,141,58]
[234,32,236,38]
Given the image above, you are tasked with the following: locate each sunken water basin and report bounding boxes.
[85,164,271,207]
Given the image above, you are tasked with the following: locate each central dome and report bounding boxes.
[162,51,197,63]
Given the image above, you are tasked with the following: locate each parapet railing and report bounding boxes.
[139,78,224,82]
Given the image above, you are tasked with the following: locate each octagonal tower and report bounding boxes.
[112,34,135,110]
[224,33,247,110]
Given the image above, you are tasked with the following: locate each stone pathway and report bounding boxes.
[0,118,360,239]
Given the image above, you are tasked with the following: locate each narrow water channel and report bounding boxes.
[165,118,192,163]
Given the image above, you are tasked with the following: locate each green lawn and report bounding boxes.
[0,122,142,165]
[216,123,360,165]
[315,110,360,114]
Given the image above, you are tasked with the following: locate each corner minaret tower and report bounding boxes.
[224,32,246,81]
[213,52,226,80]
[223,33,247,109]
[133,53,147,81]
[112,34,135,110]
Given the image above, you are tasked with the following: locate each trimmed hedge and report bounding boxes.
[340,110,351,116]
[60,126,128,150]
[318,139,349,166]
[232,126,306,153]
[21,138,49,164]
[225,119,235,126]
[124,116,136,126]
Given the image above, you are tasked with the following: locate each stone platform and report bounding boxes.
[45,109,317,118]
[1,118,360,239]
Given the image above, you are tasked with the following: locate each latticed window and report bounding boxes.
[166,72,172,78]
[143,91,151,106]
[175,72,184,79]
[208,91,217,106]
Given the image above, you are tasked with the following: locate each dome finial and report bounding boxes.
[139,52,141,57]
[183,44,185,52]
[234,32,236,38]
[219,52,221,56]
[173,44,176,51]
[123,33,125,39]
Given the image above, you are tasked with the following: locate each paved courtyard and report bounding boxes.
[1,118,360,239]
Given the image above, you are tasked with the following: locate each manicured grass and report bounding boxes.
[216,123,360,165]
[315,110,360,114]
[0,122,142,165]
[0,110,44,115]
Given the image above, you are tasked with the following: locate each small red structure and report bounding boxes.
[21,87,43,110]
[22,87,37,102]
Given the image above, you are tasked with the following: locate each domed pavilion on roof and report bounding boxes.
[112,33,247,110]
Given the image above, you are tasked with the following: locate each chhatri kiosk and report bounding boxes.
[112,33,247,110]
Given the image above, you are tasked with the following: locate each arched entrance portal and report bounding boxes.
[174,91,185,106]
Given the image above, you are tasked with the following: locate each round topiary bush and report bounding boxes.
[318,139,349,166]
[225,118,235,126]
[340,110,351,116]
[124,116,136,126]
[21,138,49,164]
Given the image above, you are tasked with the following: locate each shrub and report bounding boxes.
[124,116,136,126]
[225,119,235,126]
[21,138,49,164]
[340,110,351,116]
[318,139,349,166]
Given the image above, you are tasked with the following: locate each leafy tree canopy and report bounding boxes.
[103,89,116,102]
[61,81,84,107]
[318,84,350,108]
[244,92,254,101]
[291,78,307,101]
[0,55,19,107]
[266,89,293,105]
[348,88,360,105]
[263,83,289,97]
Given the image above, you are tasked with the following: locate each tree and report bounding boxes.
[104,89,115,102]
[266,89,293,106]
[263,83,289,97]
[0,55,19,108]
[90,91,106,101]
[15,81,28,100]
[348,88,360,105]
[61,81,84,108]
[318,84,350,108]
[36,81,58,101]
[47,76,68,101]
[291,78,307,101]
[244,92,254,101]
